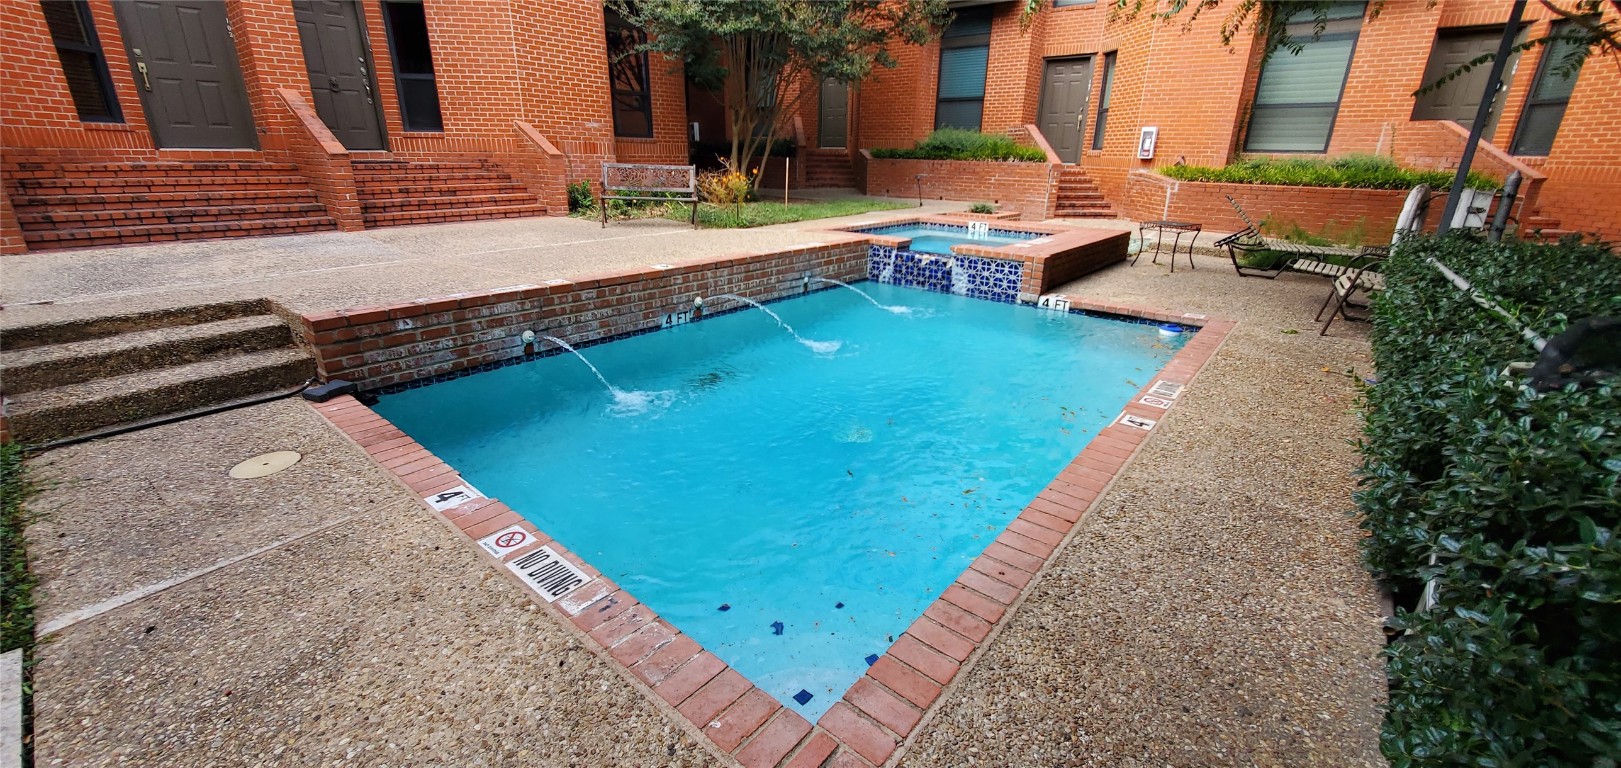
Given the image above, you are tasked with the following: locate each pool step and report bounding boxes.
[0,301,313,444]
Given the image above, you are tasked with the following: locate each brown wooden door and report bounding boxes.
[1038,57,1092,164]
[113,0,258,148]
[819,78,848,148]
[1413,27,1521,135]
[293,0,385,150]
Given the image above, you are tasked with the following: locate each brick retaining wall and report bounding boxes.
[1122,172,1451,244]
[297,238,872,391]
[861,152,1055,220]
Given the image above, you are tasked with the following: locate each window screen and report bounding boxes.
[1510,23,1585,156]
[382,1,442,132]
[40,0,120,122]
[935,7,992,131]
[1243,3,1364,152]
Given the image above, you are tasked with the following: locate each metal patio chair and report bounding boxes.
[1215,195,1387,279]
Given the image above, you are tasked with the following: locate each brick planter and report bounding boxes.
[861,152,1056,220]
[1122,172,1458,244]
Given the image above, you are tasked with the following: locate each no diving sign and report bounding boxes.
[507,545,592,603]
[477,524,535,558]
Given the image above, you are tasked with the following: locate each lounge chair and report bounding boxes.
[1214,195,1387,279]
[1314,184,1430,336]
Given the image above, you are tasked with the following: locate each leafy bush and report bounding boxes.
[567,180,594,213]
[969,202,996,214]
[1359,234,1621,766]
[1163,154,1498,190]
[871,128,1048,162]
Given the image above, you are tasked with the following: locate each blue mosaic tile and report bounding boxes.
[793,689,814,705]
[863,244,1023,304]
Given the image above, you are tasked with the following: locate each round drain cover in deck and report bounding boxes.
[229,451,302,479]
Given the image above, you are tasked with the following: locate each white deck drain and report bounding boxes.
[228,451,302,479]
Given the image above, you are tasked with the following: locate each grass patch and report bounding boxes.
[1,443,34,656]
[870,128,1047,163]
[661,198,910,228]
[1163,154,1498,190]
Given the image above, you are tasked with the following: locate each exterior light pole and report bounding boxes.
[1437,0,1527,234]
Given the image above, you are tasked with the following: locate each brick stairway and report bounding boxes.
[803,149,856,189]
[7,160,336,251]
[1052,166,1117,218]
[352,157,547,227]
[1519,212,1573,241]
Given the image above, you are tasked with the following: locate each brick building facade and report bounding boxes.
[0,0,688,252]
[811,0,1620,241]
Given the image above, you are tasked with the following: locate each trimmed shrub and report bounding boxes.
[871,128,1047,162]
[1163,154,1498,191]
[1360,234,1621,766]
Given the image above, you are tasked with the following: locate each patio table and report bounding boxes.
[1134,220,1202,272]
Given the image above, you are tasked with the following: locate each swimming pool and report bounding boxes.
[374,282,1185,719]
[858,223,1039,255]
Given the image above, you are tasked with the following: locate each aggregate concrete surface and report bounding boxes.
[12,211,1385,767]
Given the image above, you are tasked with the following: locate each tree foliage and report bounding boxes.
[611,0,949,186]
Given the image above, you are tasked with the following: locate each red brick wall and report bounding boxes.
[297,239,871,391]
[862,153,1054,219]
[1121,173,1456,245]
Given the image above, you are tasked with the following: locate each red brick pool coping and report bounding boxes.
[310,294,1232,768]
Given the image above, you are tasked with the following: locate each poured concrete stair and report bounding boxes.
[6,160,337,250]
[353,157,547,227]
[0,301,314,444]
[1052,166,1117,218]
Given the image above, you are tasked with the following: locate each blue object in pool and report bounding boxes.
[375,282,1184,719]
[862,224,1037,255]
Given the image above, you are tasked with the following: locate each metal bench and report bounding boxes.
[599,163,698,228]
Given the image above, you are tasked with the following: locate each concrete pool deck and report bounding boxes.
[12,210,1383,766]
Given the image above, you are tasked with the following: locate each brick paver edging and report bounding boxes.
[310,296,1233,768]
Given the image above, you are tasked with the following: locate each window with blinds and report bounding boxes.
[1510,22,1585,156]
[40,0,120,122]
[1092,52,1116,150]
[935,8,992,131]
[1244,3,1365,153]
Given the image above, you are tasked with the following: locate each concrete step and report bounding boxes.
[0,299,272,350]
[17,202,328,229]
[5,347,314,444]
[0,315,292,394]
[362,203,548,228]
[361,192,538,213]
[21,216,336,250]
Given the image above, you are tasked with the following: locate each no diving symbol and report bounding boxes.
[478,524,533,557]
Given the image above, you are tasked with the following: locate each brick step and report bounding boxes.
[0,314,293,394]
[357,181,531,200]
[14,161,303,178]
[361,192,538,214]
[4,346,314,444]
[353,160,496,173]
[352,170,515,184]
[362,204,548,228]
[1055,208,1117,218]
[12,188,321,211]
[1521,215,1562,228]
[1057,182,1102,193]
[17,174,314,195]
[21,216,336,250]
[18,202,328,229]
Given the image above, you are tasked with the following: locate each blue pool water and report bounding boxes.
[861,223,1038,255]
[375,283,1184,719]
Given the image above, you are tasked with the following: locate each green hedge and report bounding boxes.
[1,443,33,655]
[870,128,1048,162]
[1360,234,1621,766]
[1163,154,1498,191]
